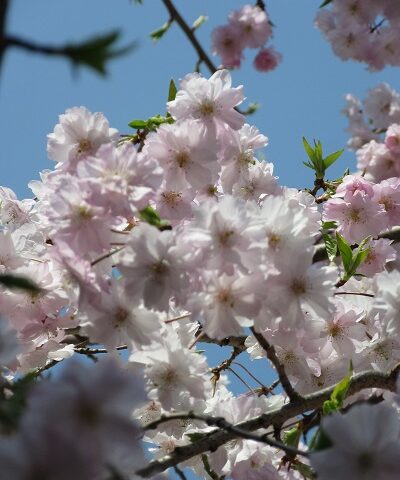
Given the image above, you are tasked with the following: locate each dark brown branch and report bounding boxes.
[144,412,308,459]
[137,363,400,477]
[161,0,217,74]
[0,0,9,71]
[199,332,247,352]
[250,327,301,402]
[2,35,65,56]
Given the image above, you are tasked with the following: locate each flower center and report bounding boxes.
[329,323,344,338]
[77,205,92,220]
[218,229,236,247]
[216,288,234,307]
[268,232,281,249]
[291,279,307,296]
[113,307,129,327]
[198,100,215,117]
[161,191,182,207]
[175,151,190,168]
[151,260,168,276]
[348,208,361,222]
[77,138,92,155]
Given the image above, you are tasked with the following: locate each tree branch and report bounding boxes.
[136,363,400,477]
[161,0,217,74]
[144,412,308,459]
[250,327,301,402]
[0,0,9,72]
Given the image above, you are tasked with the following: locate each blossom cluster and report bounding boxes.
[315,0,400,71]
[1,69,400,479]
[211,4,282,72]
[343,83,400,151]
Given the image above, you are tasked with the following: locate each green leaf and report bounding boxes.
[302,137,316,164]
[320,0,333,6]
[201,454,224,480]
[323,149,344,169]
[322,399,339,415]
[309,427,332,451]
[139,206,162,227]
[0,274,42,294]
[128,119,148,129]
[150,20,172,42]
[168,79,177,102]
[346,236,371,278]
[283,426,301,447]
[331,373,351,406]
[64,31,136,75]
[139,206,171,230]
[322,365,353,415]
[323,233,337,262]
[242,102,260,115]
[336,232,353,273]
[303,161,314,170]
[192,15,208,30]
[322,221,337,230]
[290,462,316,479]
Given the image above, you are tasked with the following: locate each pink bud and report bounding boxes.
[253,46,282,72]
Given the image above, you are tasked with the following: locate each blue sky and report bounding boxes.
[2,0,399,199]
[1,2,399,475]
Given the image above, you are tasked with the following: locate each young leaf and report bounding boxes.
[346,236,371,277]
[336,232,352,273]
[168,79,177,102]
[128,119,148,129]
[150,20,172,42]
[65,31,136,76]
[283,425,301,447]
[303,161,314,170]
[309,427,332,451]
[323,149,344,169]
[322,220,337,230]
[139,206,162,227]
[192,15,207,30]
[302,137,316,165]
[323,233,337,262]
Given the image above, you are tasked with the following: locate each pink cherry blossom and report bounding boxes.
[253,47,282,73]
[167,70,245,132]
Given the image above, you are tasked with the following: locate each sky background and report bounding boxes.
[1,1,399,477]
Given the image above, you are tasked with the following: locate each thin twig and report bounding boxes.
[173,465,187,480]
[227,367,257,395]
[232,361,268,388]
[250,327,301,402]
[91,246,125,266]
[161,0,217,74]
[334,291,374,298]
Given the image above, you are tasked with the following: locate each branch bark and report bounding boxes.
[136,363,400,477]
[161,0,217,74]
[250,327,301,402]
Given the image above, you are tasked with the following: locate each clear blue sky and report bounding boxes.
[2,0,399,199]
[1,3,399,475]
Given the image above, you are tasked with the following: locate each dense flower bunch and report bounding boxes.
[315,0,400,71]
[343,83,400,182]
[211,4,281,72]
[1,68,400,479]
